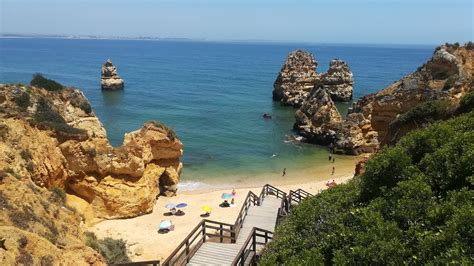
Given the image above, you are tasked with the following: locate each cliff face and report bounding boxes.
[101,59,124,90]
[0,174,106,265]
[295,43,474,154]
[273,50,318,107]
[0,84,183,222]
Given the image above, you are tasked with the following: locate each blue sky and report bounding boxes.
[1,0,472,44]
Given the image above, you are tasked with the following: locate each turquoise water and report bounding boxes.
[0,39,434,184]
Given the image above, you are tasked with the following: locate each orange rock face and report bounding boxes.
[0,85,183,222]
[294,43,474,154]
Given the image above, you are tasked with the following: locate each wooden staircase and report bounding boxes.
[160,184,312,266]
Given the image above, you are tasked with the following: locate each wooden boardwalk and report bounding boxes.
[187,196,281,266]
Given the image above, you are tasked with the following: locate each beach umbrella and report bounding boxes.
[164,203,176,209]
[221,193,233,200]
[159,220,171,230]
[176,203,188,208]
[201,205,212,213]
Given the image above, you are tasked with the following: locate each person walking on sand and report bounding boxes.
[328,154,332,161]
[331,166,335,175]
[282,168,286,176]
[332,157,335,163]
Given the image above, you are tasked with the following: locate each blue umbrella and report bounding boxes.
[221,193,233,200]
[164,203,176,209]
[159,220,171,230]
[176,203,188,208]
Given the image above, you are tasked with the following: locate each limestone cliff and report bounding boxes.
[318,59,353,101]
[0,173,106,265]
[101,59,125,90]
[273,50,318,107]
[0,84,183,222]
[294,43,474,154]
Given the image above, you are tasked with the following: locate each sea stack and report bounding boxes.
[318,59,353,101]
[294,43,474,155]
[273,50,318,107]
[101,59,124,90]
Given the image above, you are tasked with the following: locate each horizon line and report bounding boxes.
[0,32,447,47]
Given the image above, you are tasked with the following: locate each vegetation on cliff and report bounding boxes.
[30,73,64,91]
[260,111,474,264]
[85,232,130,264]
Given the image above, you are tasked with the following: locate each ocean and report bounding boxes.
[0,38,434,187]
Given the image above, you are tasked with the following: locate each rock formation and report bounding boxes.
[273,50,318,107]
[0,174,106,265]
[294,88,342,143]
[101,59,124,90]
[294,43,474,154]
[0,84,183,222]
[318,59,353,101]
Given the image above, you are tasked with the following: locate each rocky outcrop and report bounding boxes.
[294,88,342,143]
[318,59,353,101]
[294,43,474,154]
[273,50,318,107]
[0,84,183,222]
[0,173,106,265]
[101,59,124,90]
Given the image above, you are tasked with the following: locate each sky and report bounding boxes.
[0,0,472,45]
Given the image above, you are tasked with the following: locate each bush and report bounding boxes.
[148,120,177,141]
[12,89,31,110]
[30,73,63,91]
[70,96,92,114]
[260,111,474,264]
[20,149,32,161]
[49,187,66,205]
[4,168,21,180]
[84,232,130,264]
[443,74,459,90]
[389,100,453,129]
[457,90,474,114]
[32,97,87,138]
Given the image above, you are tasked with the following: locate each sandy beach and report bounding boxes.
[86,155,361,262]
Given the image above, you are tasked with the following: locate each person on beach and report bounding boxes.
[282,168,286,176]
[328,154,332,161]
[332,157,335,163]
[232,189,236,197]
[231,198,235,206]
[331,166,335,175]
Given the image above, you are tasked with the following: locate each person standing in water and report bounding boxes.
[282,168,286,176]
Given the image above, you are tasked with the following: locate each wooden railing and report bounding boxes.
[234,191,260,237]
[110,260,160,266]
[162,190,260,266]
[288,188,313,206]
[161,219,236,266]
[162,184,299,265]
[231,227,273,266]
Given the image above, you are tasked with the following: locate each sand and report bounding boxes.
[88,157,361,262]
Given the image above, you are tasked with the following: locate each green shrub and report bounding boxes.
[32,97,87,138]
[389,100,453,129]
[20,149,32,161]
[49,187,66,205]
[84,232,130,264]
[148,120,177,141]
[4,168,21,180]
[443,74,459,90]
[260,111,474,264]
[12,90,31,110]
[70,95,92,114]
[30,73,63,91]
[457,90,474,114]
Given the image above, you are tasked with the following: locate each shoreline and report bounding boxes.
[88,156,362,262]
